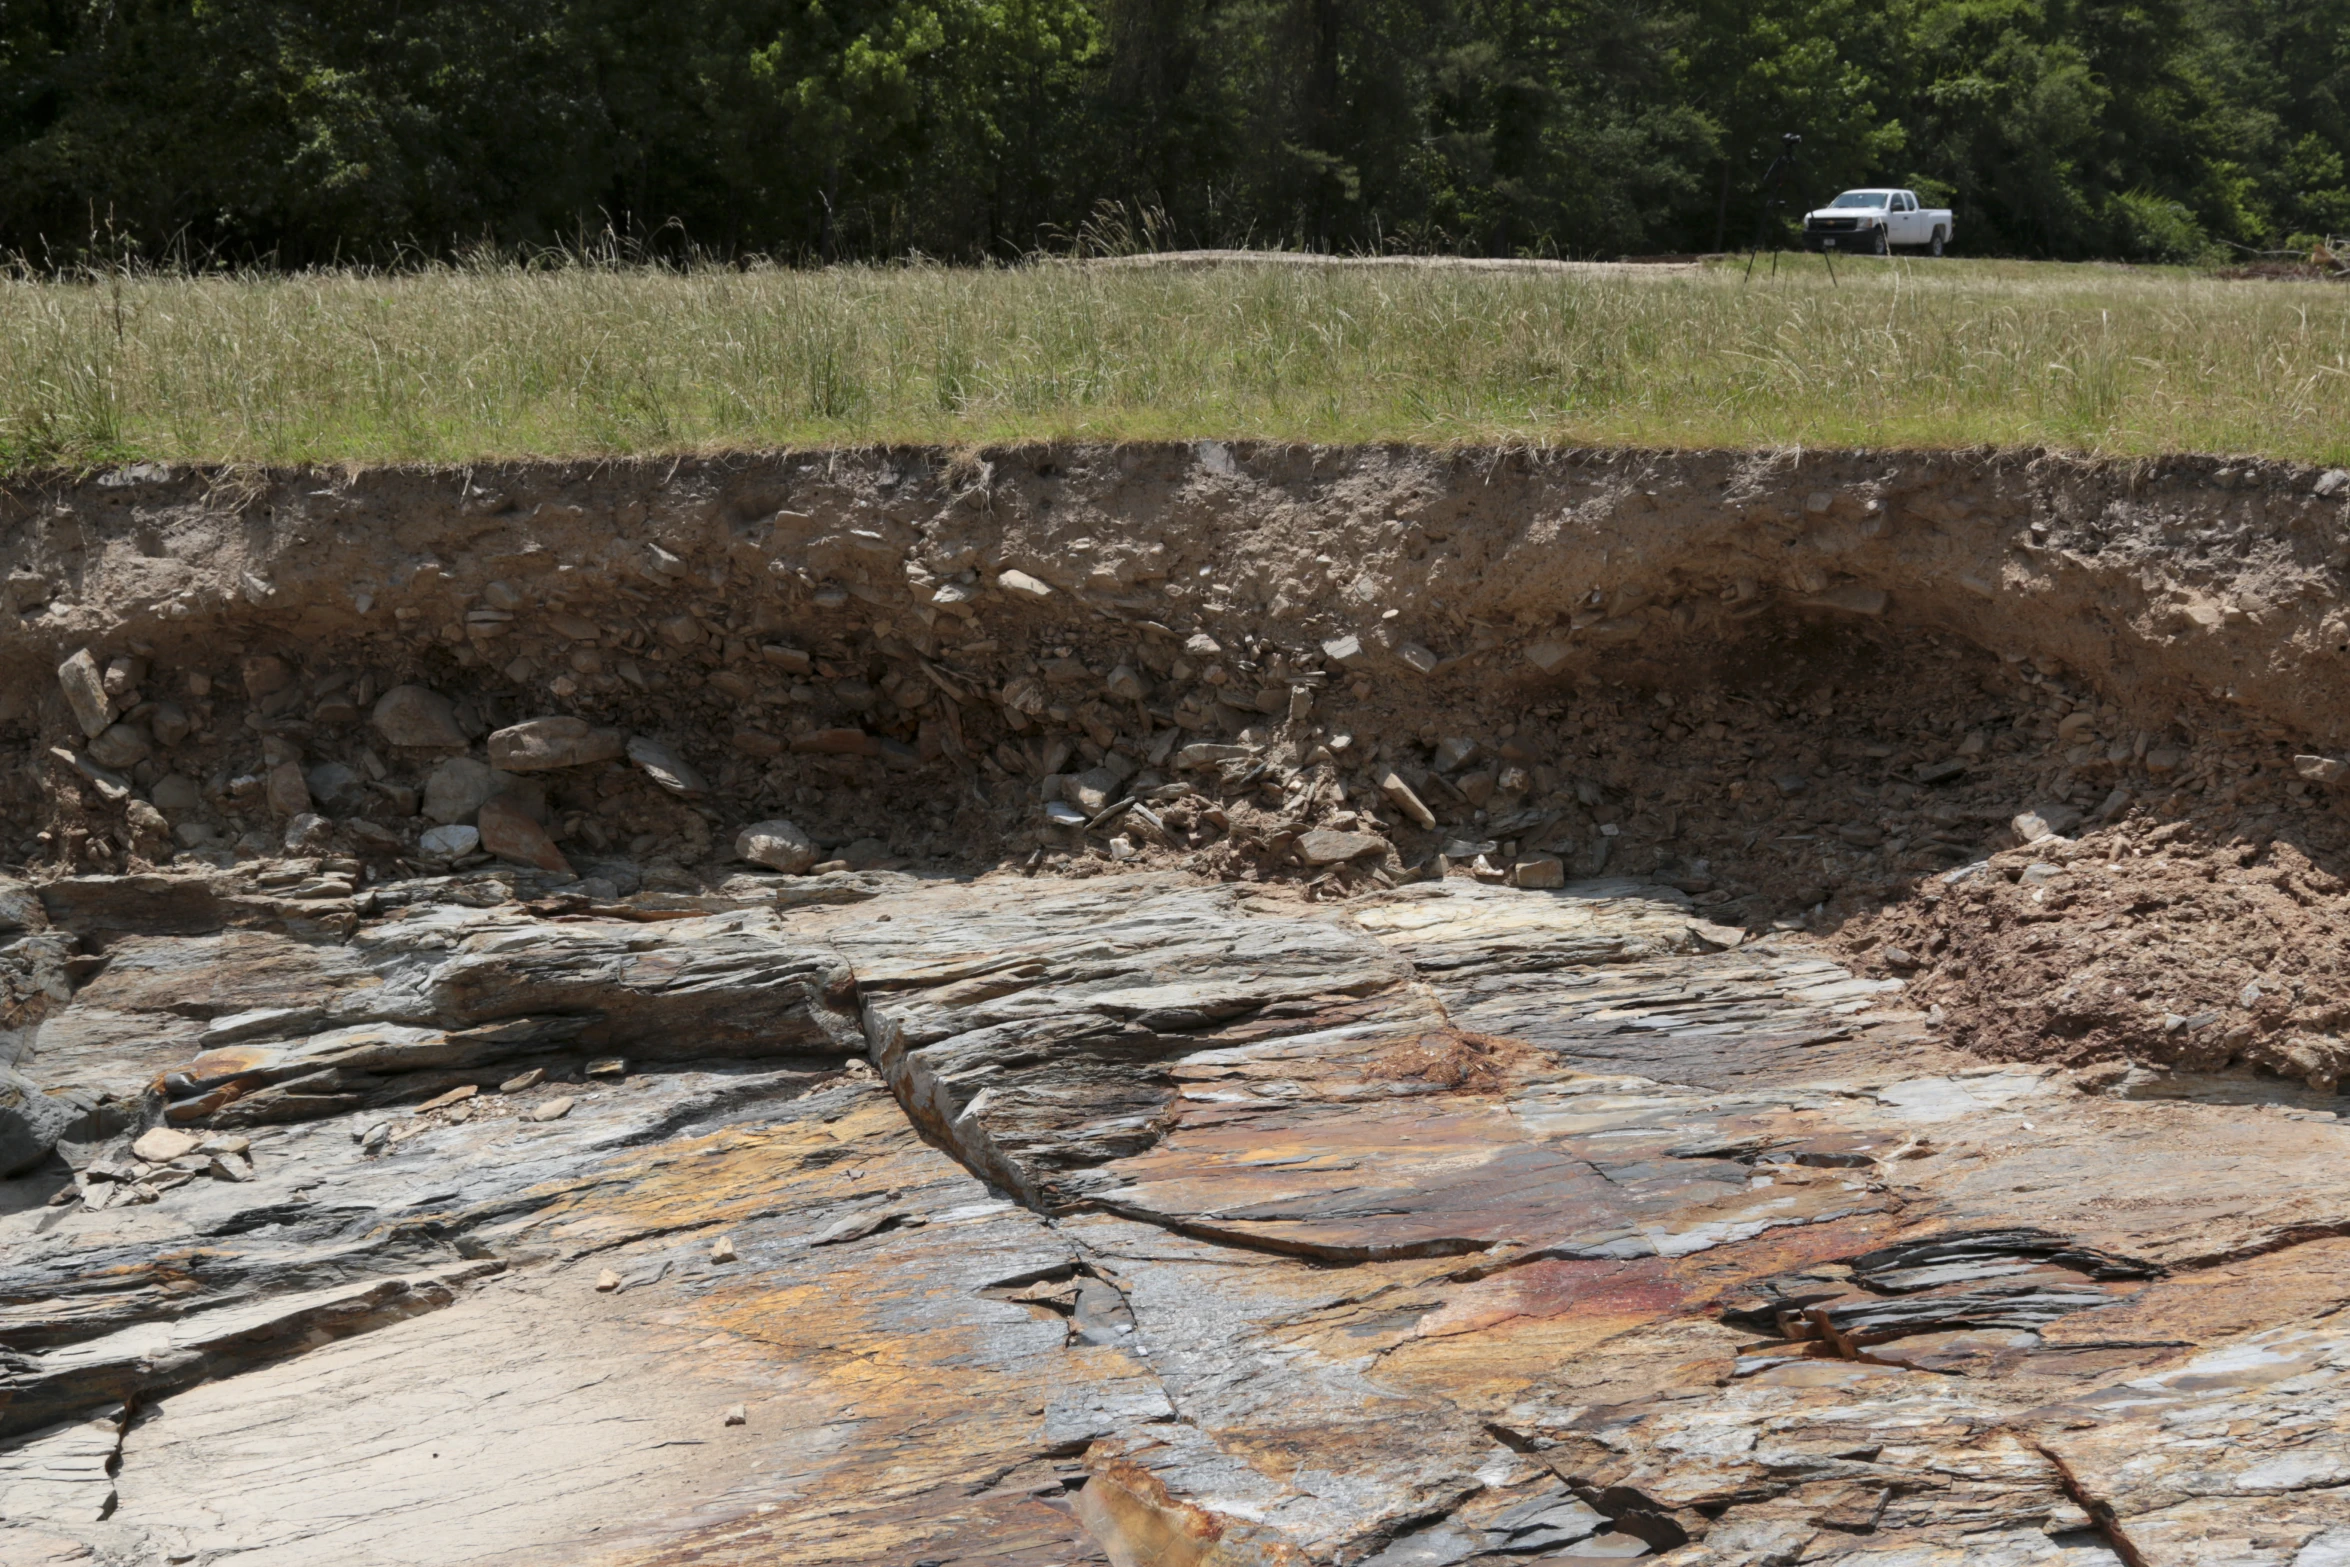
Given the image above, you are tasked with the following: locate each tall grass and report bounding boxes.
[5,254,2350,467]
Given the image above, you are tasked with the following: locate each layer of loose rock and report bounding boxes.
[7,445,2350,1565]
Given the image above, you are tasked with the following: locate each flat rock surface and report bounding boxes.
[5,869,2349,1566]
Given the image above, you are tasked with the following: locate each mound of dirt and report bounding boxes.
[1842,821,2350,1089]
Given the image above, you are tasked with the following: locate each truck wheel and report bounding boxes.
[1870,225,1889,256]
[1929,227,1946,257]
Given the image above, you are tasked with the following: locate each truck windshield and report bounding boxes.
[1829,192,1890,208]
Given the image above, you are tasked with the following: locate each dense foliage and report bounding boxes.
[5,0,2349,263]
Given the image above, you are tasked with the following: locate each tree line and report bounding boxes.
[4,0,2348,265]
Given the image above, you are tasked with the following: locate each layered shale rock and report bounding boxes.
[5,866,2350,1567]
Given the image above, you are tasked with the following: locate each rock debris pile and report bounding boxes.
[5,444,2350,1565]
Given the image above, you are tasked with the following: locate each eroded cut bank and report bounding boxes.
[6,442,2350,1093]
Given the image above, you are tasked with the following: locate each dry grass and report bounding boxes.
[6,254,2350,468]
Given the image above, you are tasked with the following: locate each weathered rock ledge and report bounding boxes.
[4,864,2349,1567]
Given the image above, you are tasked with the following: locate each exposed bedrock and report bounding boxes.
[6,868,2350,1566]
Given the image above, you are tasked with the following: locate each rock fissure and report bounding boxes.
[2024,1435,2153,1567]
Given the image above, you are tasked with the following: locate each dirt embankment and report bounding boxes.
[7,443,2350,1089]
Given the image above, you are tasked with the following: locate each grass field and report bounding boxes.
[6,253,2350,469]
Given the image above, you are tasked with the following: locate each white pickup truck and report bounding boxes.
[1801,189,1953,255]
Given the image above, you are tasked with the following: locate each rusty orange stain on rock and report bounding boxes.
[1414,1257,1685,1339]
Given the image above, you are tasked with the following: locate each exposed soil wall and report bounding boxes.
[8,442,2350,1089]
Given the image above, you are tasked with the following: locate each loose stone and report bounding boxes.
[489,716,626,771]
[477,796,570,874]
[132,1127,200,1163]
[56,649,113,738]
[372,685,469,748]
[737,818,818,873]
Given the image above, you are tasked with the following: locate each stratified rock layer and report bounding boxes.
[5,867,2349,1567]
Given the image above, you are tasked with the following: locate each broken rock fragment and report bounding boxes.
[477,796,570,874]
[282,812,334,855]
[2013,803,2083,843]
[737,818,818,873]
[1379,770,1438,828]
[1524,640,1572,675]
[1297,829,1387,866]
[418,823,479,859]
[489,716,625,772]
[371,684,469,748]
[132,1126,200,1162]
[627,735,708,797]
[1512,856,1566,888]
[55,648,112,738]
[265,760,312,818]
[87,722,150,770]
[423,758,498,824]
[1,1066,80,1175]
[150,773,203,816]
[1174,742,1255,770]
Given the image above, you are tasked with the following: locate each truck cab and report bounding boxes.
[1801,189,1953,255]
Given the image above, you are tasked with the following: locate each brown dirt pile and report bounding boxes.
[1364,1029,1538,1091]
[1841,821,2350,1089]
